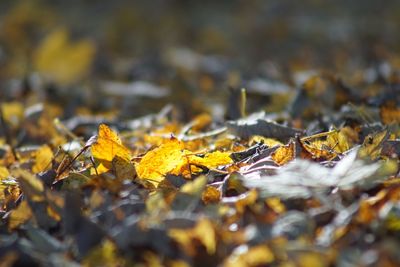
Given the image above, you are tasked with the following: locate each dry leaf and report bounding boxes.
[91,124,133,177]
[32,145,53,173]
[34,28,95,84]
[271,141,295,165]
[8,200,33,230]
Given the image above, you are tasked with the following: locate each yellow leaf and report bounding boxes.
[8,200,32,230]
[326,130,350,153]
[82,239,124,267]
[136,138,185,185]
[250,136,283,147]
[193,218,216,254]
[301,140,337,160]
[1,102,24,128]
[271,142,295,165]
[180,175,207,195]
[189,151,233,169]
[358,130,389,160]
[32,145,53,173]
[34,28,95,85]
[0,166,10,180]
[13,169,44,201]
[91,124,133,176]
[137,138,232,186]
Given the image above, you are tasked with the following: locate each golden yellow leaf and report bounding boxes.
[326,130,350,153]
[249,136,283,147]
[189,151,233,169]
[301,140,337,160]
[271,142,294,165]
[33,28,95,85]
[91,124,133,176]
[8,200,32,230]
[266,197,286,214]
[1,102,24,128]
[193,218,216,254]
[32,145,53,173]
[137,137,232,185]
[136,138,185,185]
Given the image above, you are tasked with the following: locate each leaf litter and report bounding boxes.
[1,2,400,267]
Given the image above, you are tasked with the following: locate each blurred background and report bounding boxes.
[1,0,400,119]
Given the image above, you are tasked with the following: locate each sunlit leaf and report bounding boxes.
[136,137,185,186]
[271,141,295,165]
[91,124,134,178]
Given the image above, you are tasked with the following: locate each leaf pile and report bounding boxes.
[2,1,400,266]
[1,74,400,266]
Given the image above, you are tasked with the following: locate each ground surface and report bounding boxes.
[1,1,400,266]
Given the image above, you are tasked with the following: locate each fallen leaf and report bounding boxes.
[91,124,133,177]
[271,141,295,165]
[33,28,95,84]
[8,200,33,230]
[32,145,53,173]
[136,137,185,185]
